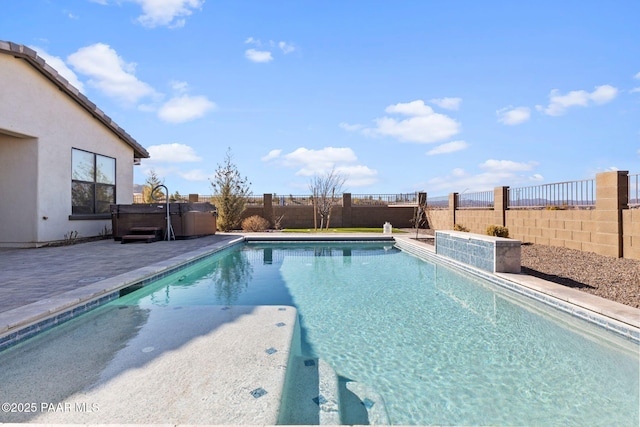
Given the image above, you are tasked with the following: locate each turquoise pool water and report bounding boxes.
[113,241,639,426]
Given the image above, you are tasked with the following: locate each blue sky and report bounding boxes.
[3,1,639,196]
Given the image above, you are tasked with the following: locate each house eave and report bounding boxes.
[0,40,150,159]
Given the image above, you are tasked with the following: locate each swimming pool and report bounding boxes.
[1,240,638,425]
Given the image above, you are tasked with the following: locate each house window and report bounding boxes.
[71,148,116,215]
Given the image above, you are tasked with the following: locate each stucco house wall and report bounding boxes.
[0,41,148,247]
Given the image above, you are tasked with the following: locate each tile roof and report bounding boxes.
[0,40,149,159]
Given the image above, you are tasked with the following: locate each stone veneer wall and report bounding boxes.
[435,230,521,273]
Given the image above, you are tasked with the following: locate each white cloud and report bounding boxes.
[339,122,364,131]
[536,84,618,116]
[178,169,210,181]
[30,46,85,92]
[426,160,540,193]
[359,100,461,143]
[480,159,537,172]
[170,80,189,94]
[147,143,202,162]
[430,97,462,111]
[157,95,216,123]
[67,43,156,105]
[589,85,618,104]
[131,0,204,28]
[264,147,378,187]
[385,100,433,116]
[245,49,273,63]
[139,164,175,179]
[261,149,282,162]
[282,147,357,175]
[632,73,640,93]
[497,106,531,125]
[335,165,378,187]
[244,37,295,61]
[278,41,295,54]
[426,140,469,155]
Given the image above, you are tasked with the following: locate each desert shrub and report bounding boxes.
[545,204,567,210]
[241,215,270,232]
[453,223,470,232]
[486,225,509,238]
[273,214,285,230]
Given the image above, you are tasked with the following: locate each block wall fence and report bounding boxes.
[183,171,637,260]
[238,193,421,229]
[426,171,638,260]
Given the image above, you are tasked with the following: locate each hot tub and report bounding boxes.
[110,202,217,240]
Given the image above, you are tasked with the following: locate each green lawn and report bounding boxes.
[281,227,406,233]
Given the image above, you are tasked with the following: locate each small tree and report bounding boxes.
[412,197,428,239]
[309,167,346,230]
[210,148,252,231]
[170,190,187,202]
[143,169,165,202]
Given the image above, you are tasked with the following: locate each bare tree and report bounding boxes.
[309,167,346,230]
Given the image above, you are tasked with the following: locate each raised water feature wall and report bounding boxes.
[435,230,521,273]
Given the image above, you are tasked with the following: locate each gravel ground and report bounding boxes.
[410,229,640,308]
[520,243,640,308]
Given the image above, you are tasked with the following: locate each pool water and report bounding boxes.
[113,241,639,426]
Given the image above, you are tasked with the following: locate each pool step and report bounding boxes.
[277,357,340,424]
[342,379,390,424]
[121,226,162,244]
[6,305,297,424]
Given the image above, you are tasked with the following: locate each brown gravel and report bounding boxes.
[410,229,640,309]
[520,243,640,308]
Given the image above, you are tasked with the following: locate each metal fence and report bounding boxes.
[426,195,449,210]
[457,191,494,209]
[508,179,595,208]
[351,193,417,206]
[132,192,420,207]
[630,173,639,207]
[272,195,315,206]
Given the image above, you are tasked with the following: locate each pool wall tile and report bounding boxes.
[435,230,521,273]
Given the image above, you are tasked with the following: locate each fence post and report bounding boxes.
[188,193,199,202]
[594,171,628,257]
[494,186,508,227]
[263,193,273,226]
[449,192,457,228]
[418,192,426,206]
[342,193,352,228]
